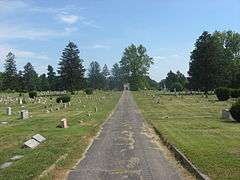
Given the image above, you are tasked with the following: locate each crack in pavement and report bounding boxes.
[67,91,193,180]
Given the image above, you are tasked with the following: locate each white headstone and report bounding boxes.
[32,134,46,143]
[19,98,23,105]
[20,110,29,119]
[6,107,12,115]
[10,155,24,161]
[0,162,13,169]
[222,109,235,121]
[23,139,40,149]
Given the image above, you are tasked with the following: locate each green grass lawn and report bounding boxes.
[133,91,240,180]
[0,91,121,180]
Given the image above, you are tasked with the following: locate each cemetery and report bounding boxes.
[133,91,240,180]
[0,91,121,179]
[1,1,240,179]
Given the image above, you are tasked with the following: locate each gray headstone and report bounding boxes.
[10,155,24,161]
[23,139,40,149]
[222,109,235,121]
[6,107,12,115]
[0,162,13,169]
[1,121,8,125]
[32,134,46,143]
[20,110,29,119]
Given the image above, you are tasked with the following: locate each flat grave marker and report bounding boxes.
[32,134,46,143]
[23,139,40,149]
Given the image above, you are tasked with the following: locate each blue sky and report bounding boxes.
[0,0,239,81]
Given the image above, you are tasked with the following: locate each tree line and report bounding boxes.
[0,42,155,92]
[160,30,240,92]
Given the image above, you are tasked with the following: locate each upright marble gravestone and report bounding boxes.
[20,110,29,119]
[6,107,12,116]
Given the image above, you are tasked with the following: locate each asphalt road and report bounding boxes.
[67,91,183,180]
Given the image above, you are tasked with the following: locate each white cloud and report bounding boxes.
[92,44,110,49]
[0,24,74,40]
[153,56,167,60]
[0,44,49,61]
[57,14,80,24]
[0,0,27,12]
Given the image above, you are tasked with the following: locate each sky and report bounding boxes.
[0,0,239,81]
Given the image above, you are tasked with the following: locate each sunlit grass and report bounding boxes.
[0,91,121,180]
[133,91,240,180]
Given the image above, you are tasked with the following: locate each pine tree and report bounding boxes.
[101,64,110,90]
[58,42,85,91]
[3,52,17,91]
[23,62,38,91]
[88,61,104,89]
[38,74,49,91]
[188,31,226,91]
[47,65,56,91]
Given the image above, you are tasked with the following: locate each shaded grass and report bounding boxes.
[0,91,121,180]
[133,91,240,180]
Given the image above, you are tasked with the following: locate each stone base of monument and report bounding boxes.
[222,109,235,121]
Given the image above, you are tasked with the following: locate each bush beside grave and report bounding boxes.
[29,91,37,99]
[230,89,240,98]
[56,95,71,103]
[85,88,93,95]
[230,99,240,122]
[215,87,230,101]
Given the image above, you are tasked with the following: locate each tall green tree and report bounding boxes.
[109,63,123,90]
[188,31,227,91]
[47,65,56,91]
[3,52,17,90]
[38,73,49,91]
[23,62,38,91]
[88,61,104,89]
[101,64,110,90]
[164,70,187,91]
[120,44,153,90]
[213,31,240,88]
[58,42,85,91]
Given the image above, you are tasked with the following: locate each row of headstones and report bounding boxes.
[6,107,29,119]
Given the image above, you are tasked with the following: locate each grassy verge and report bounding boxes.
[133,91,240,180]
[0,91,121,180]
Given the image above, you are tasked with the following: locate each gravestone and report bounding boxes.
[6,107,12,115]
[64,103,67,109]
[58,118,68,128]
[20,110,29,119]
[0,162,13,169]
[95,107,98,112]
[222,109,235,121]
[10,155,24,161]
[32,134,46,143]
[19,98,23,105]
[1,121,8,125]
[23,139,40,149]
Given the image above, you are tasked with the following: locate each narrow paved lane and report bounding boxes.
[67,91,183,180]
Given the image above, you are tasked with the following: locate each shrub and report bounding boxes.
[172,82,183,92]
[230,89,240,98]
[29,91,37,99]
[230,99,240,122]
[85,88,93,95]
[56,95,71,103]
[215,87,230,101]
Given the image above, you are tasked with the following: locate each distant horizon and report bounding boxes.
[0,0,239,82]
